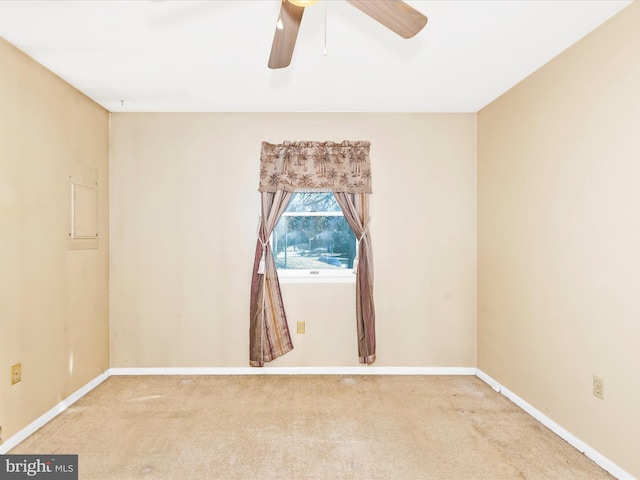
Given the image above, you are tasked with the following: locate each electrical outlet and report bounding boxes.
[593,375,604,399]
[297,321,305,334]
[11,363,21,385]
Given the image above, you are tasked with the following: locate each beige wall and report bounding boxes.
[2,0,637,472]
[478,2,640,477]
[0,37,110,444]
[110,113,477,368]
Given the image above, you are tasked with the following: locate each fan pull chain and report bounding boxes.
[323,0,327,55]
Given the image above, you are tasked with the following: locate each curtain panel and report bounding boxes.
[334,192,376,364]
[250,140,375,366]
[249,190,294,367]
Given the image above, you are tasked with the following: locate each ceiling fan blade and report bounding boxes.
[345,0,427,39]
[268,1,305,69]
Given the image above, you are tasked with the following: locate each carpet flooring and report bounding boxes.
[10,375,614,479]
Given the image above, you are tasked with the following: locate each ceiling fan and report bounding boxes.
[269,0,428,69]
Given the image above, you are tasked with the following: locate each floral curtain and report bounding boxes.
[250,140,375,366]
[259,141,372,194]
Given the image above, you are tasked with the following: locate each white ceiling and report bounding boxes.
[0,0,631,113]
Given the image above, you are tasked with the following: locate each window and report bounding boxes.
[272,192,356,280]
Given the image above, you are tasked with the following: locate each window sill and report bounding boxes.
[277,271,356,284]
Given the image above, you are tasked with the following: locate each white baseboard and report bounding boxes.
[108,366,477,376]
[475,369,636,480]
[0,371,110,454]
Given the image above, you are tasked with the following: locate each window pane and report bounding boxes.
[284,192,342,213]
[273,211,356,270]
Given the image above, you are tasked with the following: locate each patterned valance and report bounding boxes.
[259,141,372,194]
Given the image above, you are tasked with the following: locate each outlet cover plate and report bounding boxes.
[593,375,604,399]
[11,363,22,385]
